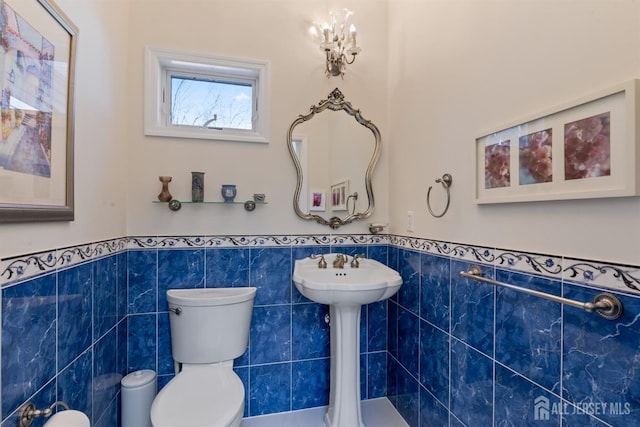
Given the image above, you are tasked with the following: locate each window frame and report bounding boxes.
[144,46,270,143]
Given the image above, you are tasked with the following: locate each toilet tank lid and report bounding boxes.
[167,287,257,307]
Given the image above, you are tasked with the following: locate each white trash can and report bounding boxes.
[121,370,156,427]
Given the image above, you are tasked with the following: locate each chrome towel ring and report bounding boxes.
[427,173,452,218]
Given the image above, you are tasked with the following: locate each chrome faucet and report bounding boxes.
[333,254,348,269]
[350,253,366,268]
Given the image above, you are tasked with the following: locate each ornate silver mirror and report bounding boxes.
[287,88,381,229]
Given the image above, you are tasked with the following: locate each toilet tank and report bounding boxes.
[167,287,257,364]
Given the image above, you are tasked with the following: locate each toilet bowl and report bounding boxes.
[151,364,244,427]
[150,287,256,427]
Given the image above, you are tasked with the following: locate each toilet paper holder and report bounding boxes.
[19,401,69,427]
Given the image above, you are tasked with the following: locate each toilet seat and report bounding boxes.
[151,364,244,427]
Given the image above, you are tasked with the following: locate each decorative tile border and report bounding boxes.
[563,258,640,295]
[127,234,387,250]
[242,235,297,247]
[331,234,389,246]
[290,235,332,246]
[155,236,208,248]
[129,235,304,249]
[390,235,461,258]
[449,243,495,264]
[0,249,57,287]
[1,237,128,287]
[56,242,95,268]
[494,249,563,279]
[3,234,639,296]
[390,235,426,251]
[94,238,127,255]
[127,236,158,249]
[391,234,640,297]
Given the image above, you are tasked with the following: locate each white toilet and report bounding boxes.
[150,287,257,427]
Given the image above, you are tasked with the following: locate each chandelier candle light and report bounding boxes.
[320,9,361,78]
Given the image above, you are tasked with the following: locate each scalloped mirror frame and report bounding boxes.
[287,88,381,229]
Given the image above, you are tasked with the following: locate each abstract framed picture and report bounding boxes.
[331,180,349,211]
[475,79,640,204]
[0,0,77,222]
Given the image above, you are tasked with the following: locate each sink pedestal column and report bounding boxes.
[324,304,364,427]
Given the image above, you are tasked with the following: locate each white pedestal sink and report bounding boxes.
[293,254,402,427]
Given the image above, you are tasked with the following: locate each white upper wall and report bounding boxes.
[2,0,639,268]
[125,0,390,236]
[387,0,640,265]
[0,0,389,258]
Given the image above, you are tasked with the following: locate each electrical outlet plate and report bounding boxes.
[407,210,414,232]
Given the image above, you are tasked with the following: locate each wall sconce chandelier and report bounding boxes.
[320,9,361,78]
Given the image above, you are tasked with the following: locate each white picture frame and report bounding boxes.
[475,79,640,204]
[331,180,349,211]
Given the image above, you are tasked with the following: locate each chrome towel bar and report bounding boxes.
[460,265,623,320]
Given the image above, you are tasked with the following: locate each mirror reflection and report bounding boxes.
[287,89,381,229]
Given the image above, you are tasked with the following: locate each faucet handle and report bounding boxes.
[350,253,366,268]
[318,255,327,268]
[311,254,327,268]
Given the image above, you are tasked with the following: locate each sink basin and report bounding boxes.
[293,254,402,427]
[293,254,402,305]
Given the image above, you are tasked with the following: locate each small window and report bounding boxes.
[169,74,253,130]
[144,47,270,143]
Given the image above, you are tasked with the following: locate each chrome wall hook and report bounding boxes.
[427,173,452,218]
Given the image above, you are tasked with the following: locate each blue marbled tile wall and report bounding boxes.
[1,241,128,427]
[2,234,639,427]
[387,237,640,427]
[125,235,390,418]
